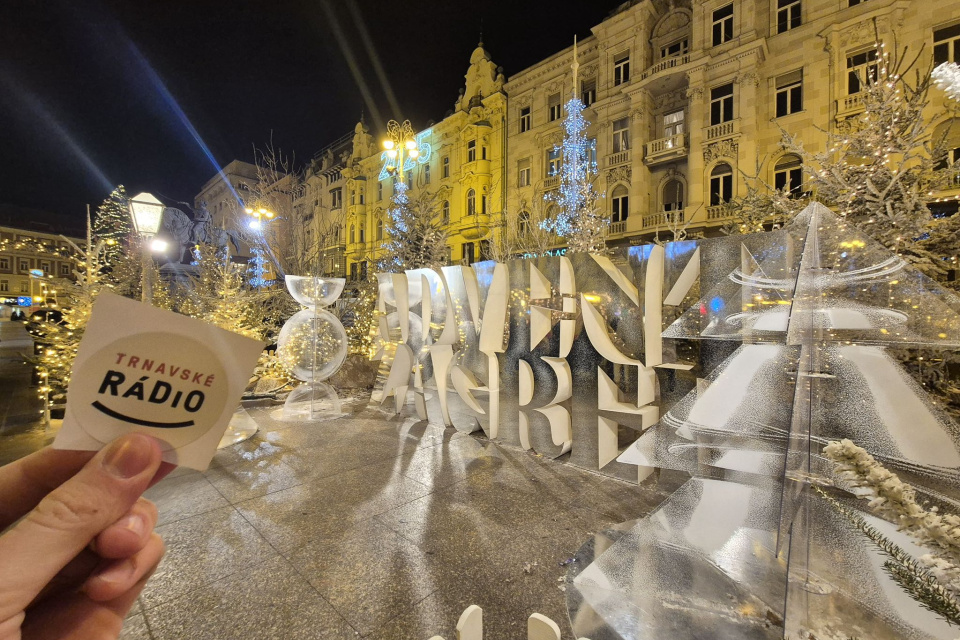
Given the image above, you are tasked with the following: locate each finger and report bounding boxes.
[22,553,159,640]
[83,532,165,602]
[93,498,158,560]
[0,434,162,619]
[0,448,95,530]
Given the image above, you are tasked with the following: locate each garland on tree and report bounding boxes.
[378,180,447,273]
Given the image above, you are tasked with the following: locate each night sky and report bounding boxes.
[0,0,618,222]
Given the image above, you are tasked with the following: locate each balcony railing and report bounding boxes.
[543,176,561,189]
[642,210,685,228]
[608,220,626,235]
[836,93,865,118]
[704,120,737,141]
[640,53,690,80]
[605,150,630,167]
[706,205,729,220]
[645,133,687,164]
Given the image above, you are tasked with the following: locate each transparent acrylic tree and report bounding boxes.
[277,275,348,421]
[565,202,960,640]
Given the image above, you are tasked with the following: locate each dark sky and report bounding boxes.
[0,0,618,223]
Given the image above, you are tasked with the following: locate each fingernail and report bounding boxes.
[94,558,135,584]
[102,434,156,479]
[119,513,147,538]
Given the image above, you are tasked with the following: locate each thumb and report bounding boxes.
[0,434,162,617]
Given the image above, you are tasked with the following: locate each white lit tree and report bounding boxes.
[92,186,131,263]
[781,35,958,277]
[378,180,448,272]
[544,41,606,255]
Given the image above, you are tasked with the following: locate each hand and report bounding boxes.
[0,434,174,639]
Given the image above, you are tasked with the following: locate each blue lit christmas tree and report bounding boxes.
[544,38,607,255]
[247,246,274,288]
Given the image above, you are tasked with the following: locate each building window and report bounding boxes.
[519,210,530,237]
[712,4,734,46]
[518,159,531,187]
[18,259,28,273]
[480,194,487,215]
[547,149,562,176]
[848,0,867,5]
[377,182,383,201]
[359,225,365,243]
[349,224,355,244]
[548,93,562,121]
[463,242,475,265]
[20,282,29,294]
[467,140,477,162]
[424,163,431,184]
[60,263,70,275]
[350,263,358,281]
[442,156,450,178]
[0,257,8,270]
[777,0,801,33]
[441,200,450,225]
[710,83,734,125]
[331,188,343,209]
[662,110,685,141]
[663,179,685,211]
[661,39,689,59]
[519,106,532,132]
[612,118,630,153]
[776,69,803,117]
[774,155,804,197]
[934,23,960,65]
[0,280,6,293]
[405,170,413,190]
[847,49,878,94]
[481,145,488,160]
[611,185,629,222]
[467,189,477,216]
[581,79,596,106]
[377,217,384,240]
[613,52,630,85]
[40,262,50,273]
[710,163,734,206]
[359,187,365,204]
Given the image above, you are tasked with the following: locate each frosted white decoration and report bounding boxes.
[276,308,348,382]
[284,275,345,307]
[933,61,960,102]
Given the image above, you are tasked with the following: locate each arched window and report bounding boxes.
[518,210,530,237]
[709,163,733,206]
[467,189,476,216]
[441,200,450,225]
[349,224,355,244]
[376,217,384,241]
[663,179,684,212]
[774,155,803,198]
[611,185,629,222]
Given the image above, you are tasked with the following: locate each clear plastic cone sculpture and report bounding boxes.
[277,275,348,420]
[566,202,960,640]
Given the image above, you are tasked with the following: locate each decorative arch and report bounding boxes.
[610,184,630,223]
[652,8,693,58]
[658,171,686,212]
[773,153,804,197]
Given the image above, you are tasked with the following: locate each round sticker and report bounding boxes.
[69,333,230,450]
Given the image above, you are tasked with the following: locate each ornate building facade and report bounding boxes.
[199,0,960,274]
[505,0,960,245]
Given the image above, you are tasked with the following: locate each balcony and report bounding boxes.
[836,93,864,120]
[642,210,684,228]
[608,220,626,235]
[605,150,630,168]
[706,205,729,220]
[640,54,691,81]
[543,176,561,190]
[704,120,738,141]
[644,133,687,166]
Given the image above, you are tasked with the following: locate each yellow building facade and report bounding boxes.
[505,0,960,246]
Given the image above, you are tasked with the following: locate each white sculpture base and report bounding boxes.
[281,382,343,422]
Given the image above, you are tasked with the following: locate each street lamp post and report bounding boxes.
[128,192,166,304]
[244,204,276,230]
[382,119,420,184]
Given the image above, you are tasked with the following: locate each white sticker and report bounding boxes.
[54,292,264,470]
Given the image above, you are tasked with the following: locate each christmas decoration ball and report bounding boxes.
[276,308,348,382]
